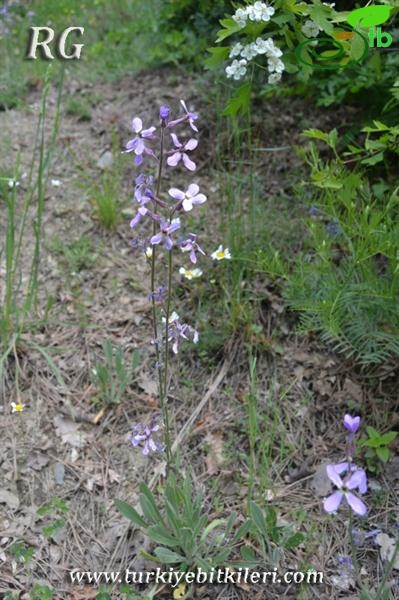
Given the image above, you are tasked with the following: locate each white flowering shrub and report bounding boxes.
[207,0,339,114]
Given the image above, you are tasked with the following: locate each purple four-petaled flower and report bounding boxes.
[150,218,181,250]
[167,134,198,171]
[125,117,156,166]
[131,416,164,455]
[168,183,207,212]
[179,233,205,264]
[324,463,368,516]
[134,173,154,204]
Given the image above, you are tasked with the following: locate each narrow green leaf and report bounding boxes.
[154,547,185,564]
[114,499,147,528]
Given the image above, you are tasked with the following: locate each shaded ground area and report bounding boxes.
[0,68,398,599]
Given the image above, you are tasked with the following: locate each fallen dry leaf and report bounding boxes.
[375,533,399,570]
[205,430,225,475]
[0,489,19,510]
[54,415,86,448]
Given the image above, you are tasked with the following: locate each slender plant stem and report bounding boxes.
[150,124,172,469]
[162,248,174,471]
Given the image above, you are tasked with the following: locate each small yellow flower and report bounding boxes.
[179,267,202,280]
[11,402,25,413]
[145,246,153,259]
[173,583,186,599]
[211,244,232,261]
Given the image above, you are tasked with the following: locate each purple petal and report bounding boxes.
[345,492,367,516]
[323,491,343,513]
[150,233,163,245]
[134,154,143,166]
[167,152,181,167]
[343,415,361,433]
[132,117,142,133]
[164,236,173,250]
[326,465,343,489]
[148,437,157,452]
[190,250,197,264]
[347,469,367,494]
[141,126,156,138]
[187,183,199,197]
[130,213,142,228]
[182,154,196,171]
[192,193,206,205]
[170,133,182,148]
[334,462,350,475]
[134,138,145,155]
[184,138,198,151]
[126,138,138,152]
[167,221,181,233]
[168,187,185,201]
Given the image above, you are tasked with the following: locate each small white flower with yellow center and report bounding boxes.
[11,402,25,413]
[145,246,153,259]
[179,267,203,280]
[211,245,232,261]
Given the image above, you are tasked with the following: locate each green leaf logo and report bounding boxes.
[347,5,392,29]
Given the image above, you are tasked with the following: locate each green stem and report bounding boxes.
[162,249,174,471]
[150,125,172,470]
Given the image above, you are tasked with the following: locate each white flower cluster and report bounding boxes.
[226,36,284,84]
[301,19,320,38]
[232,2,275,28]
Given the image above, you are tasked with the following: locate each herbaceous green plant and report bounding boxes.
[91,341,140,405]
[359,426,398,473]
[207,1,399,114]
[115,479,303,574]
[116,477,252,572]
[323,415,399,599]
[262,127,399,365]
[0,67,64,386]
[114,100,302,581]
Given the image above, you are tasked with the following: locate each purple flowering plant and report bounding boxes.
[125,99,212,468]
[323,414,399,596]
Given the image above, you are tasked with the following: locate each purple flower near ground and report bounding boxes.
[324,464,368,516]
[125,117,156,166]
[343,414,361,434]
[179,234,205,264]
[150,218,181,250]
[131,416,164,455]
[168,183,207,212]
[167,134,198,171]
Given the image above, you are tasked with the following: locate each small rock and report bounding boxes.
[97,150,113,170]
